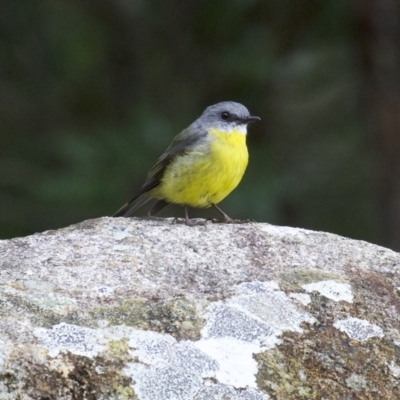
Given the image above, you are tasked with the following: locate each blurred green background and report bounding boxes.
[1,0,400,250]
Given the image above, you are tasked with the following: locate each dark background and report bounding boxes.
[1,0,400,250]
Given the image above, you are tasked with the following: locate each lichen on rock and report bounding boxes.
[0,217,399,399]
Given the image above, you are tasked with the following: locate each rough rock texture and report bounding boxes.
[0,217,400,399]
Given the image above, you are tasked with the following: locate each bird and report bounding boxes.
[113,101,260,224]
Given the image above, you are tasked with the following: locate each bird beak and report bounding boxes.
[242,116,260,124]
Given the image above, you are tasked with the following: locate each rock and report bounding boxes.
[0,217,399,399]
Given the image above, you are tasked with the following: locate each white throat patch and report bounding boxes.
[217,124,248,135]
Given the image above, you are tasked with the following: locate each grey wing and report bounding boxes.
[113,126,208,217]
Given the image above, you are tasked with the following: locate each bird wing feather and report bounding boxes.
[113,126,208,217]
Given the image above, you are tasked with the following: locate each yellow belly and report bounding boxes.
[149,128,248,208]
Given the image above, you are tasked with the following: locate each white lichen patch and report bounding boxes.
[172,341,219,377]
[196,281,315,389]
[200,281,316,352]
[289,293,312,306]
[201,303,276,343]
[388,361,400,378]
[298,369,307,382]
[123,330,268,399]
[125,363,203,400]
[127,330,175,365]
[195,382,268,400]
[122,280,309,398]
[34,323,106,358]
[302,280,353,303]
[194,337,262,388]
[125,362,268,400]
[345,373,367,392]
[33,281,314,399]
[334,317,384,341]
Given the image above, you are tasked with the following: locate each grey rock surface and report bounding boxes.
[0,217,399,399]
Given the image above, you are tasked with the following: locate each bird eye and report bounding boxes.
[221,111,230,121]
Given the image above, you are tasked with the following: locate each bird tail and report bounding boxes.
[113,194,152,217]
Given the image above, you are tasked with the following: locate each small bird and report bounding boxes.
[113,101,260,224]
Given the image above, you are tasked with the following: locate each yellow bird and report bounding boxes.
[113,101,260,224]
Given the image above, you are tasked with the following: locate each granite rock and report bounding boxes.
[0,217,399,399]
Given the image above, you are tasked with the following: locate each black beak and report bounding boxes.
[242,116,261,124]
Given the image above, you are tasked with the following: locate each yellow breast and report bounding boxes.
[206,127,248,203]
[151,127,249,208]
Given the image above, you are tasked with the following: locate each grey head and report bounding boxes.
[190,101,260,132]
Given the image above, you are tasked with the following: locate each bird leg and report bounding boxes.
[184,206,195,226]
[211,204,234,223]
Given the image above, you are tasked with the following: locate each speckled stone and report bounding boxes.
[0,217,399,399]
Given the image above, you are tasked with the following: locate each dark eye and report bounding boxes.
[221,111,230,121]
